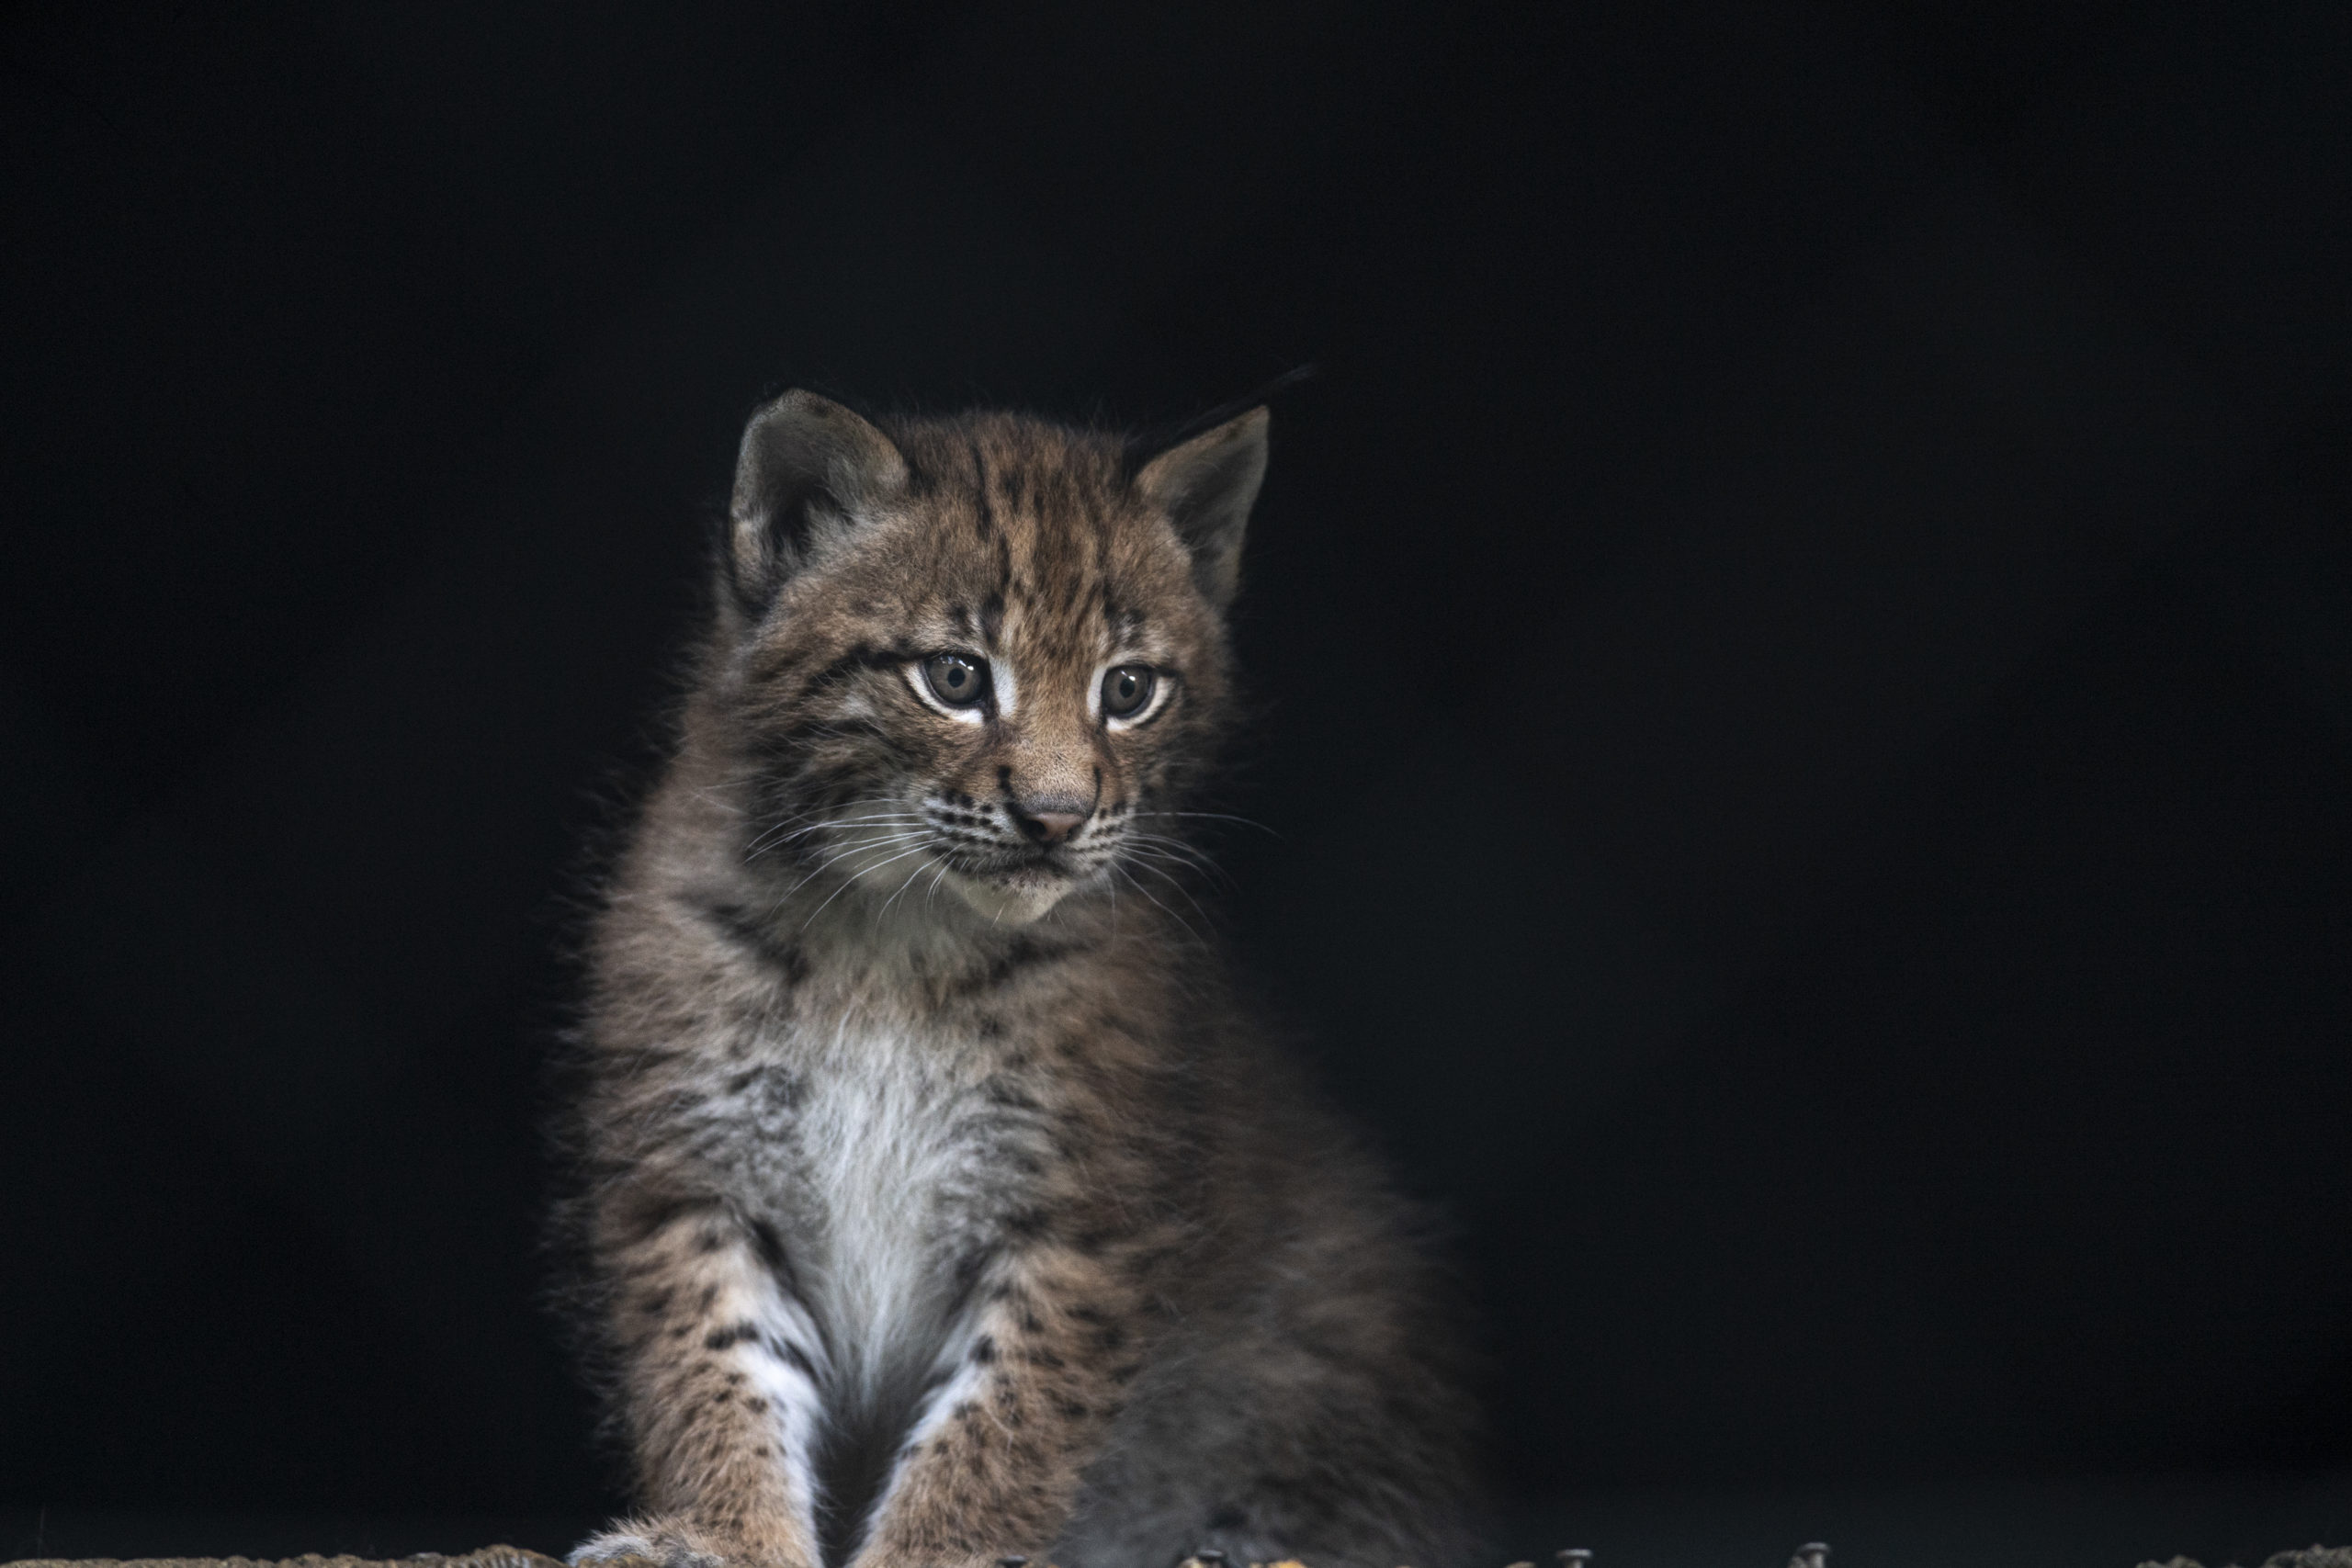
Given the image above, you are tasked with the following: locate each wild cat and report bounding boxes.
[559,390,1479,1568]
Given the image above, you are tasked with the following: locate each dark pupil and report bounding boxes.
[1106,667,1149,716]
[928,654,985,705]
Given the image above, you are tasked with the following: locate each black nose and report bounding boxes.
[1011,799,1089,846]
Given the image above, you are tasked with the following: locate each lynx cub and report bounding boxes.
[561,392,1478,1568]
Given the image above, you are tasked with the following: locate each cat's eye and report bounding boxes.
[1101,665,1156,720]
[922,652,991,708]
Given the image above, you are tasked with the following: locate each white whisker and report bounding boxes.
[799,840,937,931]
[1112,862,1204,946]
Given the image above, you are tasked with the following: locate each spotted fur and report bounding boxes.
[558,393,1480,1568]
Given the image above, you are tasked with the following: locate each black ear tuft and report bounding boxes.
[1133,407,1270,610]
[728,389,909,610]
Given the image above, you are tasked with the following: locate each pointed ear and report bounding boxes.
[728,389,909,608]
[1134,406,1270,609]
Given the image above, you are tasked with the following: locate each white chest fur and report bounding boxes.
[793,1024,978,1411]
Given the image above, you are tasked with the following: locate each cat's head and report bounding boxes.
[709,391,1266,928]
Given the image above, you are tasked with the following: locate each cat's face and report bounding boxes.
[717,396,1265,928]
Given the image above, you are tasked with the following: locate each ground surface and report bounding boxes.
[2,1551,567,1568]
[6,1547,2350,1568]
[8,1479,2352,1568]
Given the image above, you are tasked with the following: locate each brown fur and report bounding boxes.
[558,395,1479,1568]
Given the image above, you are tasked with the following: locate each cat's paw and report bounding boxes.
[568,1519,727,1568]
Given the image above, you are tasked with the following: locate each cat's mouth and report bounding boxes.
[927,830,1110,924]
[940,858,1077,924]
[907,811,1124,926]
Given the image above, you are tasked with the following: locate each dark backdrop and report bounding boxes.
[5,0,2350,1559]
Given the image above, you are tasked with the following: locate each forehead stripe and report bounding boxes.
[967,434,996,542]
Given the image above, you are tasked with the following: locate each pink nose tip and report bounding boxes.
[1019,810,1086,846]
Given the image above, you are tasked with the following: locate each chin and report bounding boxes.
[945,866,1077,925]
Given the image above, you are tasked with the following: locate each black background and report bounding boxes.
[5,3,2350,1563]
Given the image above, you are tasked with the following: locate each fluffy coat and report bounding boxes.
[558,393,1479,1568]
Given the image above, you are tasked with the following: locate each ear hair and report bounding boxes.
[1127,365,1315,460]
[727,389,908,610]
[1132,406,1271,611]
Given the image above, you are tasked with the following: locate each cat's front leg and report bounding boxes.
[849,1245,1145,1568]
[572,1198,830,1568]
